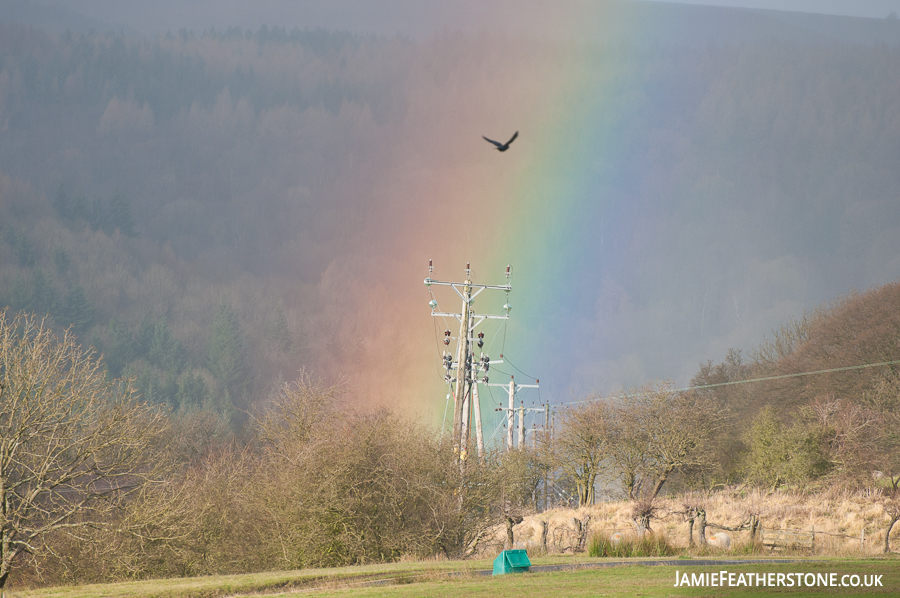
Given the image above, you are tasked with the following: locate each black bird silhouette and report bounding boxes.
[483,131,518,152]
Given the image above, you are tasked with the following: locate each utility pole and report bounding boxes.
[518,403,526,448]
[472,381,485,459]
[544,402,551,510]
[426,261,511,461]
[453,274,471,459]
[507,377,515,451]
[491,374,540,451]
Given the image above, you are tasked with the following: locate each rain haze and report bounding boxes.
[1,0,900,430]
[11,0,900,34]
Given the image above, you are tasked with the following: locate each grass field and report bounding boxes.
[12,556,899,598]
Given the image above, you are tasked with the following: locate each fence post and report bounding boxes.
[698,508,707,545]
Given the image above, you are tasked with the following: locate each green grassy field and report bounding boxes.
[12,557,899,598]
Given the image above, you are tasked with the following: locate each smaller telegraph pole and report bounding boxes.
[508,377,515,451]
[518,403,526,448]
[472,382,485,459]
[491,373,539,451]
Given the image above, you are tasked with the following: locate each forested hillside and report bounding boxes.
[691,280,900,488]
[2,21,900,419]
[0,26,409,420]
[3,12,900,585]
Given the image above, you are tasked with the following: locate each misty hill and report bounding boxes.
[0,0,109,33]
[594,2,900,47]
[689,279,900,485]
[6,0,900,44]
[751,8,900,45]
[760,281,900,410]
[694,278,900,425]
[1,6,900,418]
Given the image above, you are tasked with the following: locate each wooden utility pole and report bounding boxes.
[544,403,550,510]
[507,377,516,452]
[426,261,512,461]
[494,375,540,451]
[454,275,471,459]
[472,381,485,459]
[518,403,525,448]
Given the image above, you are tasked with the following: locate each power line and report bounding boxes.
[501,353,539,381]
[558,359,900,406]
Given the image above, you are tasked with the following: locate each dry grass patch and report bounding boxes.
[491,487,900,558]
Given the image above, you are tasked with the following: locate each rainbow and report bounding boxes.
[320,5,658,435]
[323,2,845,433]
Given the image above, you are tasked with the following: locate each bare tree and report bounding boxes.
[607,399,651,500]
[883,494,900,554]
[610,382,725,501]
[250,378,508,564]
[0,311,169,588]
[808,395,879,486]
[253,373,342,464]
[631,497,657,534]
[553,399,611,507]
[864,374,900,491]
[885,511,900,555]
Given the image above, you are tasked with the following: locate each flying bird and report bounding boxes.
[483,131,518,152]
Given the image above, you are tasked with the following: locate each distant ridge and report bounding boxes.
[0,0,109,32]
[611,1,900,47]
[4,0,900,45]
[745,7,900,45]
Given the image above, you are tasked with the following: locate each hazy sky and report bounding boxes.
[28,0,900,37]
[642,0,900,18]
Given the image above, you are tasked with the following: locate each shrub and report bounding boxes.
[588,531,676,557]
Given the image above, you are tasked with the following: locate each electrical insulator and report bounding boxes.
[477,331,484,348]
[443,338,450,345]
[482,376,489,384]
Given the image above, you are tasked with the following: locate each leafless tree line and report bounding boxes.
[0,310,539,587]
[552,382,725,510]
[0,310,169,588]
[5,286,900,588]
